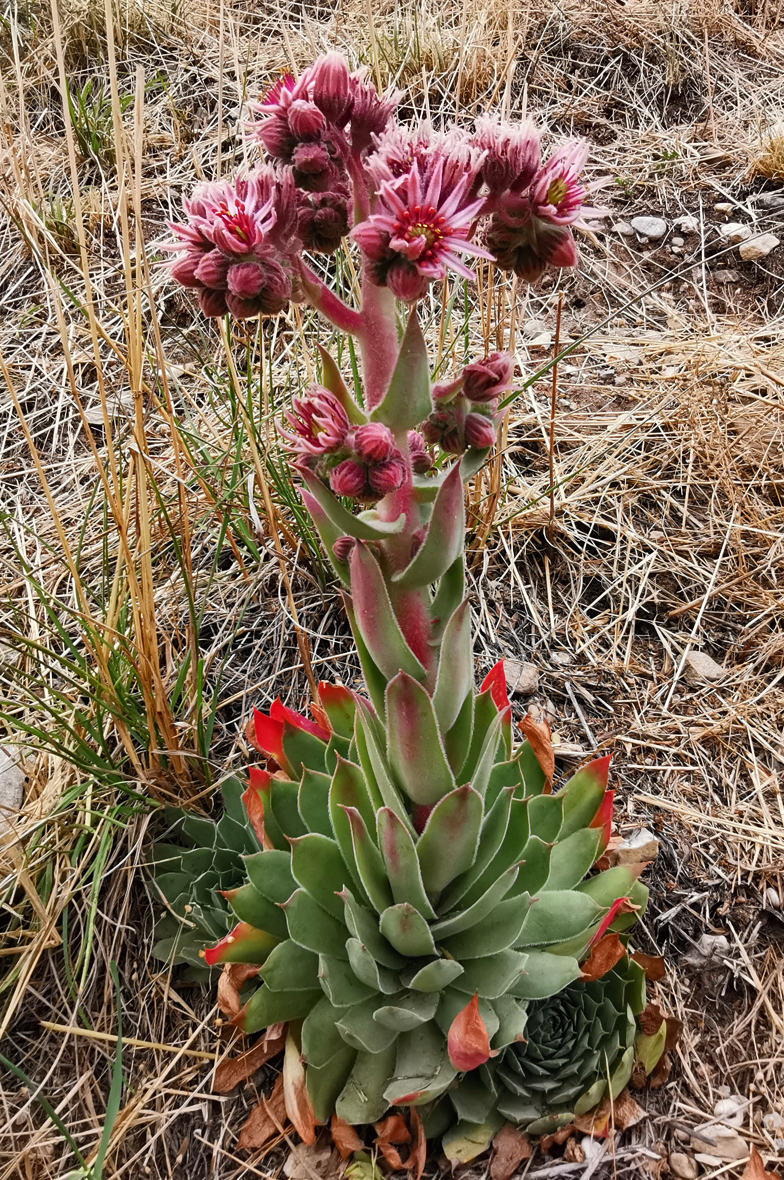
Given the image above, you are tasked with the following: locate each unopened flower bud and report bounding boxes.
[353,422,396,463]
[330,459,367,498]
[422,409,463,454]
[368,457,406,495]
[311,53,351,125]
[463,352,514,403]
[287,99,327,141]
[195,249,232,289]
[227,261,267,299]
[385,262,430,303]
[257,115,296,160]
[407,431,433,474]
[169,253,204,288]
[198,288,229,317]
[465,411,496,449]
[332,535,356,563]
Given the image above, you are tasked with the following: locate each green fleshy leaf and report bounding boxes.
[490,994,529,1049]
[432,599,472,732]
[509,836,552,896]
[544,828,603,891]
[379,903,437,957]
[373,990,440,1031]
[456,799,530,910]
[444,687,474,776]
[290,833,349,920]
[451,949,529,999]
[556,761,608,837]
[316,343,365,424]
[343,595,388,717]
[225,884,289,941]
[303,995,352,1067]
[384,1021,457,1106]
[245,778,286,851]
[440,786,516,911]
[392,463,465,589]
[449,1072,500,1125]
[336,995,398,1053]
[516,891,603,947]
[610,1043,636,1097]
[430,555,465,641]
[526,794,563,842]
[283,888,349,958]
[329,758,376,905]
[281,723,327,779]
[577,864,642,906]
[344,806,394,914]
[262,939,320,992]
[508,950,582,999]
[350,544,427,681]
[319,955,377,1007]
[458,689,498,784]
[346,938,399,993]
[354,704,413,833]
[239,983,322,1032]
[307,1047,359,1124]
[377,808,436,919]
[301,468,406,540]
[336,1043,397,1124]
[635,1020,667,1075]
[269,776,308,840]
[300,486,351,586]
[416,785,483,893]
[325,732,352,776]
[485,756,525,812]
[243,849,296,904]
[441,892,531,959]
[432,865,521,940]
[340,888,405,969]
[407,957,464,992]
[386,673,456,805]
[298,768,333,837]
[573,1077,608,1116]
[611,880,649,930]
[517,739,548,797]
[468,714,504,800]
[370,309,431,432]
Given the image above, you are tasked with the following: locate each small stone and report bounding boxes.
[675,1130,691,1144]
[714,201,734,213]
[718,222,752,243]
[631,216,667,239]
[690,1126,748,1163]
[674,214,699,233]
[684,650,726,684]
[672,236,685,246]
[714,269,742,283]
[714,1097,745,1127]
[581,1137,605,1163]
[669,1152,699,1180]
[523,319,549,340]
[695,1153,724,1169]
[739,233,780,260]
[684,933,731,969]
[0,746,25,839]
[614,374,627,386]
[504,659,539,697]
[613,220,635,236]
[610,828,659,865]
[757,193,784,211]
[762,1113,784,1134]
[765,887,781,908]
[562,364,579,376]
[551,651,572,667]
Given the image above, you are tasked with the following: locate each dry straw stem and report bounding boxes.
[1,0,784,1175]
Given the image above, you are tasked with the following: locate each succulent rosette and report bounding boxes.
[154,50,663,1162]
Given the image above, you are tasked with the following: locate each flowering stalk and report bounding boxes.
[157,52,662,1156]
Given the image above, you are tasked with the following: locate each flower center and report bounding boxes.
[213,199,253,244]
[394,204,447,258]
[545,177,568,206]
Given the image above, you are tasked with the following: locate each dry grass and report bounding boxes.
[1,0,783,1175]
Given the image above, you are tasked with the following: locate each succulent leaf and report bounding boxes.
[432,599,472,732]
[298,768,333,836]
[416,785,483,893]
[379,903,438,957]
[262,939,320,991]
[377,808,437,919]
[349,544,428,681]
[300,468,406,541]
[284,889,350,958]
[386,673,457,805]
[343,806,395,913]
[392,463,465,589]
[290,833,349,920]
[337,996,400,1052]
[224,883,289,940]
[369,310,432,433]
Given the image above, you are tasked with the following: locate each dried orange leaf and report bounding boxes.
[490,1123,532,1180]
[447,992,497,1070]
[213,1022,286,1093]
[331,1115,362,1159]
[374,1114,411,1145]
[217,962,259,1019]
[580,933,626,981]
[540,1125,575,1151]
[407,1107,427,1180]
[742,1148,781,1180]
[630,951,666,982]
[378,1141,406,1169]
[283,1030,317,1145]
[237,1073,287,1150]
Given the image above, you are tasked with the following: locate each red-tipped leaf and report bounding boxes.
[270,697,330,742]
[589,788,614,854]
[204,921,278,966]
[481,660,509,712]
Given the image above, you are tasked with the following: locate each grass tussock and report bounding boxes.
[0,0,783,1175]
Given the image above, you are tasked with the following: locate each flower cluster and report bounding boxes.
[244,55,397,256]
[162,168,299,318]
[280,387,417,501]
[422,351,513,454]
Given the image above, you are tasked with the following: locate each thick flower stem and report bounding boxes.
[297,260,363,335]
[357,272,399,410]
